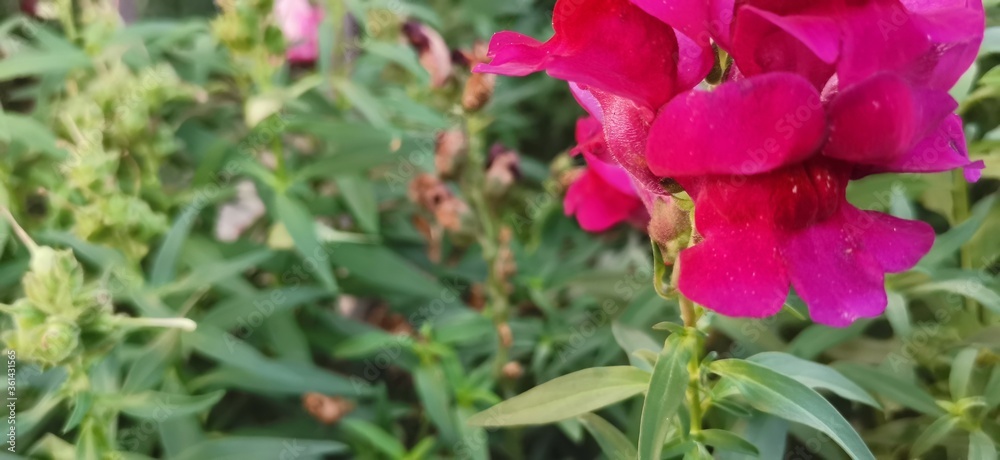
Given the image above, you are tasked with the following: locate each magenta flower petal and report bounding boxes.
[900,0,985,90]
[824,73,957,165]
[678,226,789,319]
[849,208,935,273]
[782,208,889,327]
[475,0,681,109]
[647,73,826,177]
[564,166,647,232]
[852,114,981,178]
[678,175,791,318]
[731,6,839,87]
[783,204,933,327]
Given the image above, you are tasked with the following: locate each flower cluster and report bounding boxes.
[477,0,985,326]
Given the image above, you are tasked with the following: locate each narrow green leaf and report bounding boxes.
[172,437,346,460]
[578,413,637,460]
[787,321,870,360]
[950,348,979,400]
[149,203,202,286]
[710,360,875,460]
[0,47,90,80]
[884,291,912,338]
[970,431,998,460]
[639,334,692,460]
[414,364,459,445]
[108,390,225,420]
[0,113,64,157]
[467,367,650,427]
[919,194,997,269]
[612,321,660,372]
[335,176,379,234]
[748,352,880,408]
[834,363,945,416]
[694,429,759,457]
[274,193,338,292]
[911,415,959,457]
[341,419,407,459]
[985,366,1000,410]
[61,392,93,433]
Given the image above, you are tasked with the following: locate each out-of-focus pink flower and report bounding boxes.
[716,0,985,90]
[565,116,649,232]
[274,0,324,64]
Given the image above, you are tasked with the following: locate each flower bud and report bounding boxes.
[35,319,81,366]
[22,248,84,316]
[502,361,524,380]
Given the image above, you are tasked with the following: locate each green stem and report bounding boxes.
[952,168,980,320]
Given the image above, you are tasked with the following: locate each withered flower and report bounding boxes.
[402,21,452,88]
[434,129,468,178]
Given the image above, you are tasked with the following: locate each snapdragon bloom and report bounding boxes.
[274,0,324,63]
[565,116,650,232]
[476,0,986,326]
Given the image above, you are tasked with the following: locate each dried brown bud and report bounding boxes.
[468,283,486,311]
[485,144,521,197]
[408,173,469,232]
[463,72,496,112]
[502,361,524,380]
[402,21,452,88]
[434,129,468,178]
[302,393,355,425]
[497,322,513,348]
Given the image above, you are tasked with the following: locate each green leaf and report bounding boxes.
[107,390,225,419]
[329,244,442,299]
[787,321,870,360]
[911,415,959,457]
[0,47,90,80]
[61,392,93,433]
[639,334,692,460]
[985,366,1000,410]
[198,287,328,330]
[748,352,880,408]
[834,363,945,416]
[907,279,1000,315]
[335,176,379,234]
[694,430,759,457]
[970,431,998,460]
[467,367,650,427]
[950,348,979,401]
[918,194,997,269]
[185,326,366,396]
[274,193,338,292]
[341,419,407,459]
[612,321,660,372]
[579,413,637,460]
[884,291,912,338]
[414,364,458,445]
[167,249,274,294]
[710,359,875,460]
[172,437,346,460]
[149,203,202,286]
[331,78,388,128]
[0,113,64,157]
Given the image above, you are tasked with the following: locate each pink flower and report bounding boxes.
[477,0,985,326]
[565,116,650,232]
[643,72,979,326]
[274,0,324,64]
[717,0,985,90]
